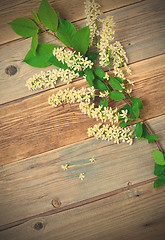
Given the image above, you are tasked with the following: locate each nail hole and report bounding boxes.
[5,65,17,76]
[51,199,61,208]
[128,42,131,46]
[136,194,140,197]
[33,222,44,230]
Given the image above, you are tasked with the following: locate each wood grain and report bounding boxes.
[0,0,143,45]
[1,182,165,240]
[0,0,165,104]
[0,115,164,226]
[0,54,165,165]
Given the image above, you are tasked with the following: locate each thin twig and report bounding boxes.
[106,82,164,153]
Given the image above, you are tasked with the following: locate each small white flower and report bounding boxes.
[61,164,69,171]
[79,173,85,180]
[89,157,95,163]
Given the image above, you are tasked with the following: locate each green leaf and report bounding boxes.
[31,10,40,25]
[152,150,165,165]
[38,0,58,32]
[119,104,131,115]
[72,26,90,55]
[134,122,143,138]
[23,43,56,68]
[154,178,165,188]
[99,98,108,108]
[157,175,165,180]
[86,51,98,62]
[57,13,76,48]
[119,120,131,128]
[131,97,143,109]
[8,18,39,37]
[93,78,109,91]
[154,163,165,176]
[31,33,38,55]
[109,77,123,91]
[115,77,123,83]
[110,91,125,101]
[84,68,95,87]
[142,124,149,138]
[94,68,105,79]
[49,55,69,69]
[146,134,159,144]
[130,103,140,119]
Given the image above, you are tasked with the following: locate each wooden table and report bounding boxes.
[0,0,165,239]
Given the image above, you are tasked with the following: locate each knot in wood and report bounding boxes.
[5,65,17,76]
[33,222,44,230]
[51,199,61,208]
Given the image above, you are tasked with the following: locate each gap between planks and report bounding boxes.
[0,56,165,165]
[0,0,165,104]
[0,177,158,232]
[0,51,164,108]
[0,0,145,45]
[0,115,164,229]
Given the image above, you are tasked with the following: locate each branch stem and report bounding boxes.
[106,81,164,153]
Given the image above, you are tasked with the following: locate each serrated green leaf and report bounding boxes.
[72,26,90,55]
[154,178,165,188]
[110,91,125,101]
[119,104,131,115]
[152,150,165,165]
[31,33,38,55]
[131,97,143,109]
[115,77,123,83]
[134,122,143,138]
[130,103,140,119]
[154,163,165,176]
[57,13,76,48]
[94,68,105,79]
[119,120,131,128]
[31,10,40,25]
[38,0,58,32]
[49,55,69,69]
[93,78,109,91]
[109,77,123,91]
[99,98,108,108]
[84,68,94,87]
[86,51,98,62]
[8,18,39,37]
[23,43,56,68]
[147,134,159,143]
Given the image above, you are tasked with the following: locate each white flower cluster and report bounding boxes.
[98,16,115,67]
[109,41,132,80]
[48,86,133,145]
[87,123,133,145]
[26,69,79,90]
[84,0,102,46]
[53,48,93,72]
[120,109,129,123]
[48,86,95,107]
[79,102,120,123]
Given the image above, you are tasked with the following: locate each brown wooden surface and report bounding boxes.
[0,0,143,45]
[0,0,165,104]
[0,115,164,227]
[1,182,165,240]
[0,54,165,165]
[0,0,165,239]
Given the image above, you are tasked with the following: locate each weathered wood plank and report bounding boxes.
[0,0,165,104]
[0,54,165,164]
[0,0,143,45]
[0,115,164,226]
[1,182,165,240]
